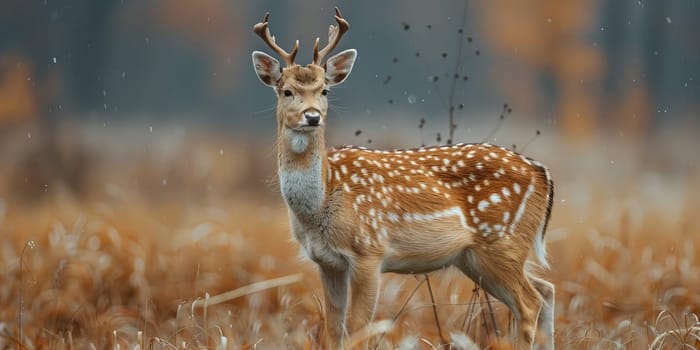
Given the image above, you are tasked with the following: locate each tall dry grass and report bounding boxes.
[0,128,699,349]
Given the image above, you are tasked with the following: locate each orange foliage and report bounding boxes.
[0,131,698,349]
[152,0,247,94]
[0,55,38,125]
[478,1,605,141]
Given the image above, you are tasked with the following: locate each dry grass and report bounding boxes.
[1,128,699,349]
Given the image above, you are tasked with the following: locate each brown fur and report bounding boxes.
[252,10,554,349]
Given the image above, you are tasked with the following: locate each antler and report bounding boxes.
[253,12,299,66]
[312,7,350,66]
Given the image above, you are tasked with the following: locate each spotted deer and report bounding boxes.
[251,8,555,350]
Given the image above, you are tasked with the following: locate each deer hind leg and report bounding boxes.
[455,248,541,349]
[527,273,555,350]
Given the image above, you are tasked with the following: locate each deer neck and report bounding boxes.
[277,127,329,220]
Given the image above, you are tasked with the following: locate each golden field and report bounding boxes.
[0,124,699,349]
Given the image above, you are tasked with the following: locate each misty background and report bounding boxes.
[0,0,698,199]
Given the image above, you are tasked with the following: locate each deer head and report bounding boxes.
[252,7,357,135]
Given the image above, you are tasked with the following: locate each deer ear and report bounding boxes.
[325,49,357,87]
[252,51,282,87]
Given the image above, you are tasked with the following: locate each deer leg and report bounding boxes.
[528,273,555,350]
[347,257,381,348]
[455,248,541,349]
[319,265,349,349]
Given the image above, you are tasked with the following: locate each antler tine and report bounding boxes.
[312,7,350,65]
[253,12,299,66]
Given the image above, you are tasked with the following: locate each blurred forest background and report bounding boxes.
[0,1,699,349]
[0,0,698,198]
[0,0,699,196]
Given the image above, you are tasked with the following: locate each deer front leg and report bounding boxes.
[319,265,349,349]
[347,257,381,347]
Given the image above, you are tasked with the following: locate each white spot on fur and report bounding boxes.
[479,223,492,236]
[502,187,511,198]
[410,206,472,230]
[478,200,489,212]
[387,212,400,223]
[509,179,536,234]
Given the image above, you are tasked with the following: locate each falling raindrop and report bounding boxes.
[407,95,417,104]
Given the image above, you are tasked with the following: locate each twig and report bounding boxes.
[446,0,470,144]
[481,104,511,143]
[484,294,501,337]
[193,274,303,308]
[374,278,427,348]
[18,240,35,350]
[520,130,541,153]
[425,275,448,347]
[478,289,493,340]
[462,285,482,334]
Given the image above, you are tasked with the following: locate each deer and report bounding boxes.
[251,8,555,350]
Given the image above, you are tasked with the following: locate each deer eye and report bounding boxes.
[283,90,293,97]
[321,89,329,96]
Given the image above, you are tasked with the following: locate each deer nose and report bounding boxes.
[304,111,321,126]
